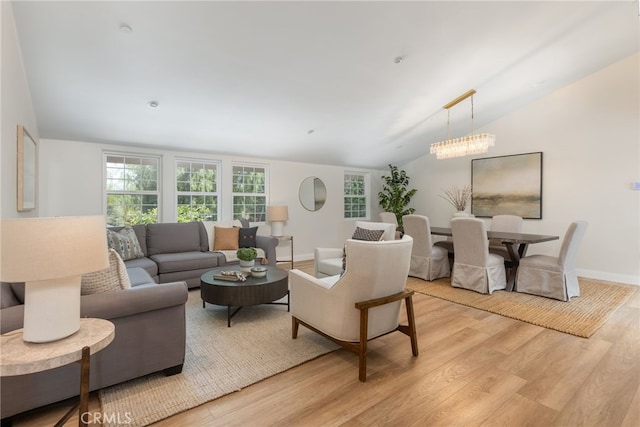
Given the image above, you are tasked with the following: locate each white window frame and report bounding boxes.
[175,158,221,222]
[231,162,269,222]
[344,171,370,220]
[104,152,161,226]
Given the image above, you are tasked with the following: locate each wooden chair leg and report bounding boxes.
[358,306,369,382]
[405,295,419,356]
[292,316,299,339]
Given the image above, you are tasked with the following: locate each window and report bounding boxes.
[105,154,160,226]
[232,164,267,222]
[176,159,220,222]
[344,172,368,219]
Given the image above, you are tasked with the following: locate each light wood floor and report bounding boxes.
[11,260,640,426]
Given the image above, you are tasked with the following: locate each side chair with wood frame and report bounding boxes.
[289,235,417,382]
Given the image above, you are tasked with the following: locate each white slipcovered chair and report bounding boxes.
[515,221,588,301]
[314,221,396,278]
[290,235,417,382]
[378,211,398,226]
[451,218,506,294]
[488,214,524,261]
[402,214,450,281]
[379,212,402,239]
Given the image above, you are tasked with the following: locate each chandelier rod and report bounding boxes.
[443,89,477,110]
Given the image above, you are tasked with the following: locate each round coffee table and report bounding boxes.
[200,265,289,327]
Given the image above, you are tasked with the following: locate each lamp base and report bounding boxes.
[271,221,284,237]
[23,276,81,343]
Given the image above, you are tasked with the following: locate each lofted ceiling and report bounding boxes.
[11,1,639,169]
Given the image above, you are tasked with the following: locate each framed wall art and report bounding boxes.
[17,125,37,211]
[471,152,542,219]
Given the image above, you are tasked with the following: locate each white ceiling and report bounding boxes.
[11,1,639,169]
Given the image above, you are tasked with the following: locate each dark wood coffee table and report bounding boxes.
[200,265,289,327]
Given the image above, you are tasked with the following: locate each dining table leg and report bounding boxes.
[503,242,529,292]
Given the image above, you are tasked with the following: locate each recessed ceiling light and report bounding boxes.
[119,23,133,33]
[394,55,406,64]
[148,101,159,109]
[307,129,315,134]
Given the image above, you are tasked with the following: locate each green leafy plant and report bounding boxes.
[236,247,258,261]
[378,164,417,230]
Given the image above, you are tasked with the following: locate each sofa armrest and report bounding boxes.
[80,281,188,320]
[256,235,278,266]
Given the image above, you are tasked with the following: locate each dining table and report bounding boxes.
[430,227,559,291]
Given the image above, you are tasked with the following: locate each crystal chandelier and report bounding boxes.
[430,89,496,160]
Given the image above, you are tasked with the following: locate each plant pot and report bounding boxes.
[239,259,255,273]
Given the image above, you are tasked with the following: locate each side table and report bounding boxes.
[273,235,294,269]
[1,318,115,427]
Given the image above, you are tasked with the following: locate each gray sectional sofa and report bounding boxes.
[117,221,278,288]
[0,270,188,421]
[0,221,277,421]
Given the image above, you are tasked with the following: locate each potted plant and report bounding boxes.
[237,247,258,272]
[378,164,417,231]
[440,185,473,217]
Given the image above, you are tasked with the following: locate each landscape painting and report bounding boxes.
[471,152,542,219]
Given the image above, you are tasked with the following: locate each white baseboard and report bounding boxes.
[577,269,639,286]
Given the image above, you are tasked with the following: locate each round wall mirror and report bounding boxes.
[299,176,327,211]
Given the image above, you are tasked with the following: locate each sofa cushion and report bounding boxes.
[214,226,239,250]
[81,249,132,295]
[107,227,145,261]
[127,267,155,287]
[147,222,204,255]
[238,226,258,248]
[123,257,158,279]
[151,251,219,274]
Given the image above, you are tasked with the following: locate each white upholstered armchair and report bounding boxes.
[313,221,397,278]
[290,235,417,382]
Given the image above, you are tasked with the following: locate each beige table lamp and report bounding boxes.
[1,216,108,343]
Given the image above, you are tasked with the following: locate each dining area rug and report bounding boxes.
[406,277,636,338]
[98,290,338,427]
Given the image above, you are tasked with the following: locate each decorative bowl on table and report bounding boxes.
[250,266,267,278]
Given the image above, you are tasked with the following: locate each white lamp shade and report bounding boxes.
[1,216,108,342]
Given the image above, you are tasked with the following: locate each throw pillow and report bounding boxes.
[106,227,144,261]
[81,249,132,295]
[238,226,258,248]
[351,227,385,241]
[213,226,240,250]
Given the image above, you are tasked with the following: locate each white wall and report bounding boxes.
[38,139,384,261]
[1,1,40,219]
[404,53,640,285]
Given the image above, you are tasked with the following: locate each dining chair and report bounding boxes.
[451,218,506,294]
[290,235,417,382]
[402,214,450,281]
[379,212,402,239]
[514,221,588,301]
[489,215,524,262]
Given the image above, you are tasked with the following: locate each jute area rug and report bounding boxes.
[99,290,338,427]
[407,276,636,338]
